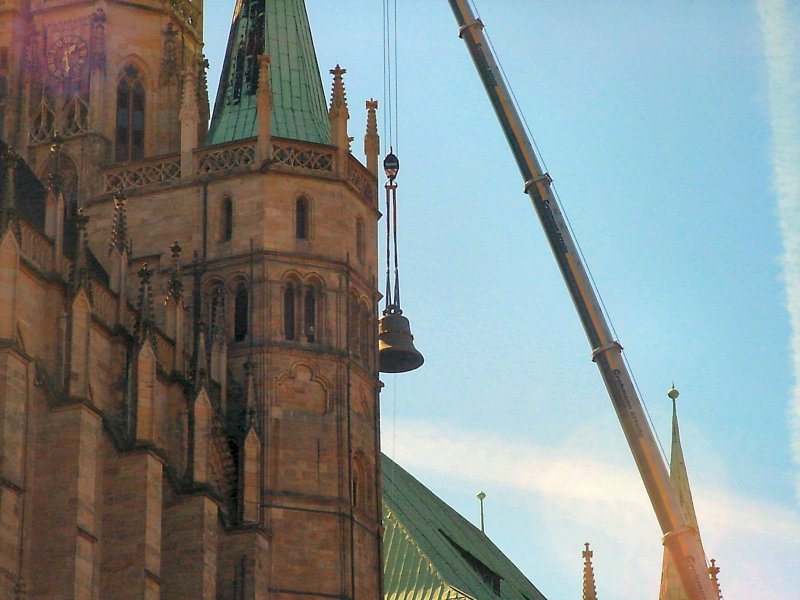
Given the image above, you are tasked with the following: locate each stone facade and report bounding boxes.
[0,2,383,599]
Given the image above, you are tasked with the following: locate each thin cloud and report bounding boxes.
[383,418,800,599]
[757,0,800,502]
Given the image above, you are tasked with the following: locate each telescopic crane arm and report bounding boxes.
[446,2,717,599]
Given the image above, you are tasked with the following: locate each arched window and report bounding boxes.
[295,197,309,239]
[221,196,233,241]
[116,65,145,162]
[352,456,367,510]
[234,284,248,342]
[283,281,296,340]
[304,286,316,343]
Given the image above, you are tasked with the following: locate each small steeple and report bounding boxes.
[207,0,330,146]
[48,133,65,195]
[134,263,156,348]
[709,559,723,599]
[582,543,598,600]
[68,209,92,299]
[658,385,713,600]
[165,241,183,303]
[109,191,130,255]
[329,65,349,117]
[364,99,380,176]
[329,65,351,175]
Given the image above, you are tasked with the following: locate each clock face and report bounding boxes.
[47,35,88,80]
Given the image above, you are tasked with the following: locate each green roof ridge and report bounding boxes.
[382,455,549,600]
[206,0,331,146]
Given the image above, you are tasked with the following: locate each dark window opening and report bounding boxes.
[222,197,233,241]
[234,285,248,342]
[304,287,316,343]
[296,197,309,239]
[440,530,503,596]
[116,65,145,162]
[283,283,296,340]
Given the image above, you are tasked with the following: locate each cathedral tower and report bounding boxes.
[0,0,382,598]
[1,0,206,210]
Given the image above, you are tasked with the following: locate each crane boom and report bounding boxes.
[446,2,717,598]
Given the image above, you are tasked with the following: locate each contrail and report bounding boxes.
[757,0,800,502]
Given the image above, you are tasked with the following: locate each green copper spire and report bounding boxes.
[207,0,331,146]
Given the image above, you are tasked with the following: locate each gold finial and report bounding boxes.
[667,384,679,400]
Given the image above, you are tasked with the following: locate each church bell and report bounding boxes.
[378,151,423,374]
[378,308,424,373]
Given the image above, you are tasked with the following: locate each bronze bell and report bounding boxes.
[378,309,424,373]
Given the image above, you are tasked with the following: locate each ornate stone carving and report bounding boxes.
[63,93,89,136]
[160,23,180,86]
[196,142,256,174]
[90,9,106,71]
[29,98,55,143]
[102,157,182,193]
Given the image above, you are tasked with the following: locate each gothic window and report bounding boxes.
[234,284,249,342]
[221,196,233,241]
[283,281,297,341]
[295,196,309,240]
[0,76,7,100]
[0,48,8,71]
[304,286,316,343]
[116,65,145,162]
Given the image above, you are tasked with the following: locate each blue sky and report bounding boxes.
[203,2,800,598]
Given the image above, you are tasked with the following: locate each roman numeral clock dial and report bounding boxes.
[47,35,88,80]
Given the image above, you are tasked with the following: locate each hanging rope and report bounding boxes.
[383,153,400,314]
[382,0,402,315]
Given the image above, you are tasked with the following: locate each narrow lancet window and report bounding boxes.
[116,65,145,162]
[234,285,248,342]
[304,287,316,343]
[222,197,233,241]
[283,282,296,340]
[296,197,309,239]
